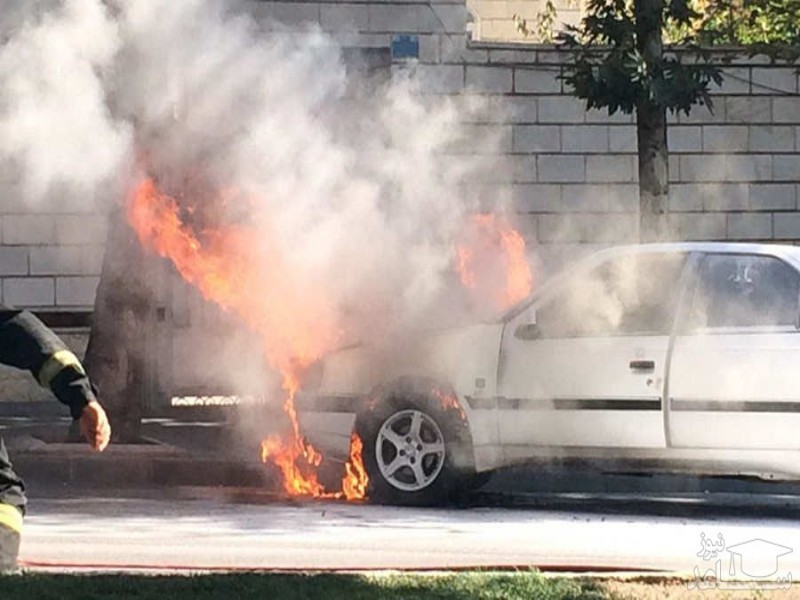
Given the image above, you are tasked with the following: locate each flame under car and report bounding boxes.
[299,242,800,505]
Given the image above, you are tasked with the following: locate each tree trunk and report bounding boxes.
[636,102,669,241]
[634,0,670,242]
[84,204,152,443]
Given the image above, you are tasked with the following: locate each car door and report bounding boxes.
[668,252,800,449]
[497,251,688,452]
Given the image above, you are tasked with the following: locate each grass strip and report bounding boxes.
[0,571,610,600]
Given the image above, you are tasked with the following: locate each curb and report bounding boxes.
[12,443,272,488]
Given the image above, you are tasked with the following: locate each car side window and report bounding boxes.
[687,254,800,330]
[535,253,687,338]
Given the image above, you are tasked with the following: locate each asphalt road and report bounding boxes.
[17,487,800,578]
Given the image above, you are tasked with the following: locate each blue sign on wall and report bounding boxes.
[391,34,420,61]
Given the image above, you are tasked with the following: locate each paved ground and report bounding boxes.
[6,405,800,579]
[16,486,800,579]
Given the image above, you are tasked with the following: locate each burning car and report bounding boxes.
[298,242,800,505]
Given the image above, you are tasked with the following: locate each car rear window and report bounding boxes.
[687,254,800,330]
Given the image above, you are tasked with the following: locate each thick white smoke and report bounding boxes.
[0,0,130,208]
[0,0,507,357]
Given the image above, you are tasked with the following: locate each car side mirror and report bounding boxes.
[514,309,541,340]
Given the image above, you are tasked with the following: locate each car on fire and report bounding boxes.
[297,242,800,505]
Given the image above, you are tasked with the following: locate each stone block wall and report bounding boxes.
[0,166,105,309]
[466,0,582,42]
[241,1,799,272]
[0,0,798,311]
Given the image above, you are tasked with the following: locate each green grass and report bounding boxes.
[0,571,612,600]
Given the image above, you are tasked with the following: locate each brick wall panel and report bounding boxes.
[726,97,771,123]
[514,68,561,94]
[609,126,636,152]
[29,246,84,275]
[560,184,611,212]
[669,213,726,241]
[4,277,54,307]
[773,98,800,123]
[669,126,702,152]
[513,184,562,212]
[710,67,750,95]
[704,184,749,211]
[56,276,101,307]
[669,184,705,212]
[537,155,585,183]
[773,213,800,239]
[537,97,586,123]
[429,4,469,32]
[415,64,464,93]
[440,35,489,64]
[0,247,28,276]
[3,216,56,245]
[774,155,800,181]
[512,155,537,182]
[512,125,561,153]
[727,213,772,239]
[725,155,772,182]
[749,184,796,211]
[466,66,512,93]
[749,126,795,152]
[320,4,368,31]
[702,126,748,152]
[56,216,108,245]
[678,154,725,183]
[751,68,797,95]
[585,155,635,183]
[561,125,609,153]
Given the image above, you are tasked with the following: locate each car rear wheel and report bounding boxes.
[356,388,473,506]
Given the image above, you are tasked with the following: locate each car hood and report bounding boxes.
[317,323,505,399]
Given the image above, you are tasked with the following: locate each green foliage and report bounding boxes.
[521,0,798,115]
[689,0,800,60]
[537,1,560,44]
[559,0,724,115]
[0,572,610,600]
[513,13,535,38]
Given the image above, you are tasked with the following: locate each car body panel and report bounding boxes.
[301,324,504,470]
[298,242,800,481]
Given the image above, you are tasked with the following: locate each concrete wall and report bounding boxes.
[0,0,796,408]
[0,0,797,311]
[239,0,800,267]
[454,50,800,266]
[467,0,582,42]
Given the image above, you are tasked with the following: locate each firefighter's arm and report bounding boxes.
[0,307,110,450]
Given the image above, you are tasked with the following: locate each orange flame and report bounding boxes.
[127,178,528,503]
[341,432,368,500]
[432,387,467,422]
[126,176,367,501]
[456,213,533,311]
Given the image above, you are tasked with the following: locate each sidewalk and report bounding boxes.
[1,401,278,489]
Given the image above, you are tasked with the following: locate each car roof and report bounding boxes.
[589,242,800,262]
[500,242,800,322]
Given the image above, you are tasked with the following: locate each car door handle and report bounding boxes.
[629,360,655,371]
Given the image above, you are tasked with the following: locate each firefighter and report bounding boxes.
[0,307,110,571]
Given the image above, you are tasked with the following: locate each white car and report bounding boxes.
[298,242,800,505]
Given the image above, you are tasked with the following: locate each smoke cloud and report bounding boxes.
[0,0,513,374]
[0,0,129,209]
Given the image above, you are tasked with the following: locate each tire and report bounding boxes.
[356,383,474,506]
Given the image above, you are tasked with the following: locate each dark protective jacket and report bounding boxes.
[0,306,97,513]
